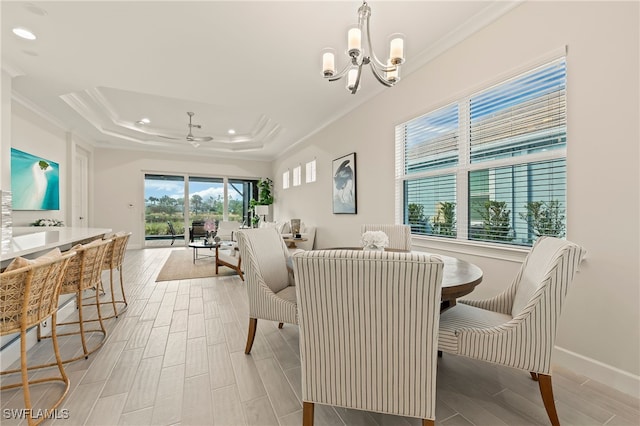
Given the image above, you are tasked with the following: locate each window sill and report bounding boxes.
[411,235,529,263]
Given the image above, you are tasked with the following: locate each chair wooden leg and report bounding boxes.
[236,261,244,281]
[77,291,89,358]
[278,322,284,329]
[422,420,434,426]
[245,318,258,354]
[19,326,34,425]
[50,311,71,407]
[110,268,118,318]
[537,373,560,426]
[530,371,539,381]
[118,266,128,308]
[303,402,314,426]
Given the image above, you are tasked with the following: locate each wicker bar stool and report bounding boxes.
[99,232,131,319]
[0,251,76,426]
[37,238,113,363]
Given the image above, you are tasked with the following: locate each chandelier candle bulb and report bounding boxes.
[347,69,359,91]
[389,36,404,64]
[322,51,336,76]
[386,60,398,83]
[348,27,362,56]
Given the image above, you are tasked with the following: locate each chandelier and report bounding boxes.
[321,1,405,94]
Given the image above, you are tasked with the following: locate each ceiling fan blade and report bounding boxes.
[154,134,182,140]
[190,136,214,142]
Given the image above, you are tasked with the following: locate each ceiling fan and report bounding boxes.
[152,111,213,147]
[184,111,213,147]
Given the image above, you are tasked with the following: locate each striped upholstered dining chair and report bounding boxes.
[438,236,586,426]
[236,228,297,354]
[293,249,444,426]
[361,223,412,251]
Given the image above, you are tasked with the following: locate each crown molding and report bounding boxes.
[12,91,70,133]
[1,62,25,78]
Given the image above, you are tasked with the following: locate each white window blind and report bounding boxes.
[396,57,567,247]
[282,170,290,189]
[402,103,459,175]
[470,59,567,163]
[305,160,316,183]
[293,166,301,187]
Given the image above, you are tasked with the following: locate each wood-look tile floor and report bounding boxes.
[1,247,639,426]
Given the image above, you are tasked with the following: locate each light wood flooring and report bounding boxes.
[1,246,639,426]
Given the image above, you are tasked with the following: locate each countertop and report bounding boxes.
[1,227,112,261]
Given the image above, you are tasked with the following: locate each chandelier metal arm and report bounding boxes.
[368,62,395,88]
[362,7,388,69]
[328,60,355,82]
[350,62,366,94]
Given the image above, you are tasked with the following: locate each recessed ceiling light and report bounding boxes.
[136,117,151,125]
[228,129,236,135]
[12,27,36,40]
[24,3,48,16]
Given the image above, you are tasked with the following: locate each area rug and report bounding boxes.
[155,249,235,282]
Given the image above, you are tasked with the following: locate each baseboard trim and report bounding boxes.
[555,345,640,398]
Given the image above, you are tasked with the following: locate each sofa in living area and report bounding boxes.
[260,221,316,251]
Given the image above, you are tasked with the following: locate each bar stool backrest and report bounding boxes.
[60,238,113,295]
[102,232,131,271]
[0,252,76,335]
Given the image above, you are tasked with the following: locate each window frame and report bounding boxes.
[396,56,567,251]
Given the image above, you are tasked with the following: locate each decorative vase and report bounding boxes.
[363,244,385,251]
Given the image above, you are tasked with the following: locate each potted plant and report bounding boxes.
[250,178,274,227]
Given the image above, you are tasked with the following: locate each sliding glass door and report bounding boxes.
[144,173,259,247]
[144,174,185,247]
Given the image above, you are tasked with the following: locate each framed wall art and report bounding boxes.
[10,148,60,210]
[332,152,357,214]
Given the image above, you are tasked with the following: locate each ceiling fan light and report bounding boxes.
[13,27,36,40]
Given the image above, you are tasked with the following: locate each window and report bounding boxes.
[305,159,317,183]
[396,58,567,247]
[293,165,302,187]
[283,170,290,189]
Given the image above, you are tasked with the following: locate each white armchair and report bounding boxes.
[438,236,586,426]
[293,249,444,425]
[236,228,297,354]
[361,224,411,251]
[216,220,241,241]
[215,241,243,280]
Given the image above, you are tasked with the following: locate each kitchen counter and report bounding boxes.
[1,227,112,266]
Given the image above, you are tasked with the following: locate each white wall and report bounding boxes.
[1,70,11,191]
[92,149,271,248]
[273,1,639,396]
[9,103,67,227]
